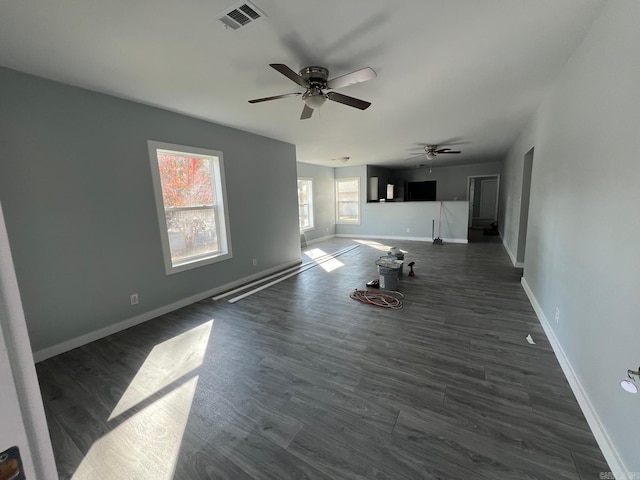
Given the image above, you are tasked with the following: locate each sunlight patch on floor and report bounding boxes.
[318,257,344,272]
[303,247,344,272]
[73,376,199,480]
[71,321,213,479]
[303,248,327,260]
[353,239,407,254]
[109,320,212,420]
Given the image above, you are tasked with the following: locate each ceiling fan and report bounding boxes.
[423,145,462,161]
[248,64,376,119]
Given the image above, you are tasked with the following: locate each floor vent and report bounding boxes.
[219,2,265,30]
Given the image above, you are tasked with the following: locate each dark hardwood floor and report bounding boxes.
[36,236,611,479]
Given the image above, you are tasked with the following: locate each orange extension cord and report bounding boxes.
[349,289,404,309]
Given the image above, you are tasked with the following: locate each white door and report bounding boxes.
[479,179,498,219]
[0,203,57,479]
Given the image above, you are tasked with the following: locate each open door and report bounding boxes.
[468,175,500,227]
[479,179,498,220]
[467,174,501,242]
[0,202,57,478]
[516,148,534,266]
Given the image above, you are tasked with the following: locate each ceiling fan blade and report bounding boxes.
[248,92,301,103]
[270,63,309,88]
[326,92,371,110]
[327,67,377,90]
[437,150,462,154]
[403,153,425,160]
[300,104,313,120]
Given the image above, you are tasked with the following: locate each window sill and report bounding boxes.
[165,251,232,275]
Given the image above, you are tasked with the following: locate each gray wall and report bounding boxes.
[499,0,640,471]
[0,67,300,353]
[296,162,335,244]
[402,161,502,201]
[335,166,468,241]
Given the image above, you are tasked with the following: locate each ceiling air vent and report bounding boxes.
[219,2,266,30]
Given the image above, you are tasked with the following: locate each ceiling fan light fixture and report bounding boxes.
[303,94,327,109]
[331,156,350,164]
[621,379,638,394]
[426,152,436,161]
[621,368,640,393]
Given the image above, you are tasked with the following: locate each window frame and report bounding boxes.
[148,140,233,275]
[297,177,315,232]
[335,177,361,224]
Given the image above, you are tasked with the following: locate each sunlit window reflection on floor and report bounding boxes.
[353,239,407,254]
[72,321,213,479]
[303,248,326,260]
[303,248,344,272]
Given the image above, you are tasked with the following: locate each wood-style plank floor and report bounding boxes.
[36,236,611,479]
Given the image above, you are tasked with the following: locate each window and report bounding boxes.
[148,141,232,274]
[297,178,314,231]
[336,177,360,224]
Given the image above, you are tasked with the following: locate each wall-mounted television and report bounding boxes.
[406,180,436,201]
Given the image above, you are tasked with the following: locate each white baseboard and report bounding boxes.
[521,278,627,476]
[500,232,524,267]
[441,238,469,244]
[335,234,468,244]
[33,259,301,363]
[301,234,335,246]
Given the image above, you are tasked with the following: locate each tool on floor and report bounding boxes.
[366,279,380,288]
[433,201,443,245]
[407,261,415,276]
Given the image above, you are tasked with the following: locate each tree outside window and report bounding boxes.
[148,141,231,274]
[158,153,218,262]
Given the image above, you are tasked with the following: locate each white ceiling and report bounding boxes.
[0,0,605,168]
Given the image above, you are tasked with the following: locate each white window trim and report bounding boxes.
[297,177,315,232]
[335,177,361,225]
[148,140,233,275]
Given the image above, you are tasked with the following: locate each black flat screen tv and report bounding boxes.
[407,180,436,201]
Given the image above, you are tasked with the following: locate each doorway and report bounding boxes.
[467,174,500,229]
[516,148,534,265]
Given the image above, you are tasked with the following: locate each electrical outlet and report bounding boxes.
[555,307,560,323]
[252,258,257,266]
[130,293,139,305]
[406,228,410,233]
